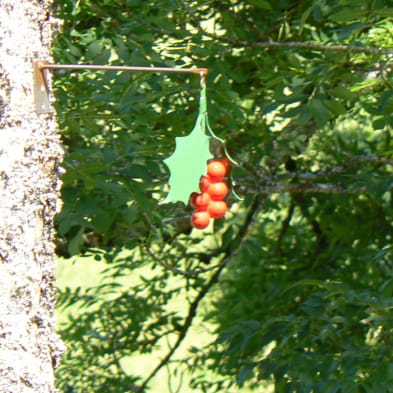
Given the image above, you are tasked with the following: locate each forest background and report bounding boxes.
[53,1,393,392]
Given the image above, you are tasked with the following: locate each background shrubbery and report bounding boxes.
[54,1,393,392]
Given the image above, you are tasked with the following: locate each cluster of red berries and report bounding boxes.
[190,159,230,229]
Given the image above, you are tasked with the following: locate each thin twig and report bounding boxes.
[136,262,225,393]
[230,39,393,55]
[274,154,393,181]
[237,181,369,195]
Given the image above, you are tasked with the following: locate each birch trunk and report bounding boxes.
[0,1,64,392]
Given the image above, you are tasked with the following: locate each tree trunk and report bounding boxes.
[0,1,64,392]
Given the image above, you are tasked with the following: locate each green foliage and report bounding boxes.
[54,0,393,392]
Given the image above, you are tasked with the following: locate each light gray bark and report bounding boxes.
[0,1,64,392]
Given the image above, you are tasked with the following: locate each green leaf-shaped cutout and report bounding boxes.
[163,114,213,204]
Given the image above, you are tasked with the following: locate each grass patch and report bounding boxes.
[56,252,266,392]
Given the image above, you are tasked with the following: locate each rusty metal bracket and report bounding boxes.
[33,60,50,114]
[32,60,208,114]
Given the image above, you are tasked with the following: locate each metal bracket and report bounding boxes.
[32,59,208,114]
[33,60,50,114]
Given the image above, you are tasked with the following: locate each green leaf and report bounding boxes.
[237,362,257,386]
[308,97,329,127]
[93,212,116,233]
[373,117,385,130]
[163,115,212,204]
[313,2,322,22]
[337,22,365,39]
[86,40,103,59]
[327,99,346,116]
[328,8,367,22]
[128,180,156,221]
[163,87,213,204]
[376,8,393,17]
[329,86,357,101]
[262,102,281,115]
[249,0,271,10]
[67,227,85,256]
[221,226,236,249]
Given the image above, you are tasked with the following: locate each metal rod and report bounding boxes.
[33,60,208,114]
[38,62,208,76]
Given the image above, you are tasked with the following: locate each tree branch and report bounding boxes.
[136,263,224,393]
[177,1,393,56]
[137,195,265,392]
[274,154,393,182]
[237,181,368,195]
[145,197,265,277]
[236,153,393,195]
[229,39,393,55]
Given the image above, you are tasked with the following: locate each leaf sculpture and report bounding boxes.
[163,86,213,204]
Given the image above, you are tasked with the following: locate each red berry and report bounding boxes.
[221,158,231,169]
[200,175,213,193]
[208,200,228,218]
[207,181,229,200]
[190,192,211,210]
[191,211,211,229]
[207,160,227,181]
